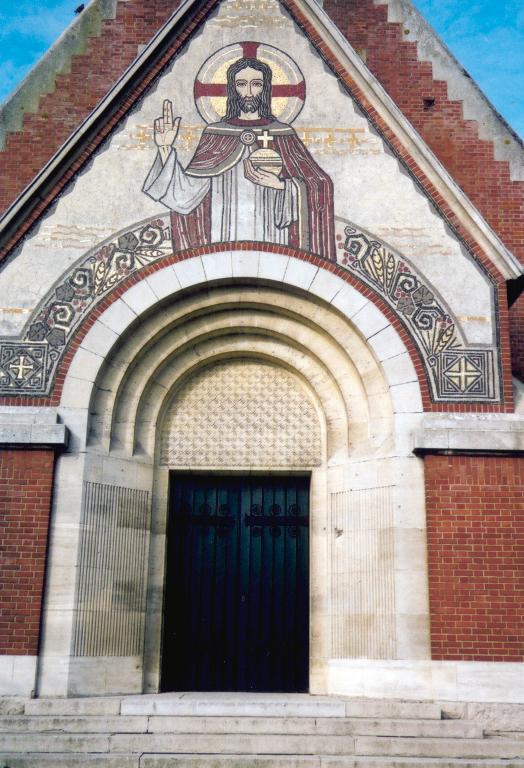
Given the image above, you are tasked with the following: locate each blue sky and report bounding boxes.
[0,0,522,138]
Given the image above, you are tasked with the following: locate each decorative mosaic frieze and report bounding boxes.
[0,217,172,397]
[0,215,500,403]
[338,224,499,402]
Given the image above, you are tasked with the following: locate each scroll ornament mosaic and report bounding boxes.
[0,214,499,403]
[338,224,498,402]
[0,219,172,396]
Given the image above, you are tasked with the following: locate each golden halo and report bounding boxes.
[194,41,306,125]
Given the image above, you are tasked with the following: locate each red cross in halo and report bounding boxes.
[194,42,306,100]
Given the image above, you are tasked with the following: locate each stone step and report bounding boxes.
[0,731,334,757]
[345,701,442,720]
[0,715,148,733]
[119,695,442,720]
[25,697,122,716]
[145,716,482,738]
[108,733,524,757]
[140,759,524,768]
[3,731,522,759]
[120,694,347,718]
[0,715,483,738]
[0,697,25,715]
[2,755,524,768]
[354,736,524,760]
[0,758,135,768]
[0,732,110,753]
[21,695,443,721]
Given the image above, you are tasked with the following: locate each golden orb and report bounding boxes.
[249,148,283,177]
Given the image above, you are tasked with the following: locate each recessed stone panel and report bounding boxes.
[160,359,321,467]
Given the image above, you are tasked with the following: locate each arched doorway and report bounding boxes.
[158,358,322,692]
[36,255,429,697]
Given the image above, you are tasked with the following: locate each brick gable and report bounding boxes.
[324,0,524,266]
[0,0,522,381]
[323,0,524,381]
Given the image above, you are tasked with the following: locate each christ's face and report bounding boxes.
[234,66,264,114]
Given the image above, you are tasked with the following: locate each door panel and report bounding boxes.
[161,474,309,692]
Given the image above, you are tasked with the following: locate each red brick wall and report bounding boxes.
[0,450,55,655]
[425,455,524,662]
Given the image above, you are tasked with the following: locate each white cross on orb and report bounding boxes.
[257,130,273,149]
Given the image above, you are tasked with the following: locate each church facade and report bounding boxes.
[0,0,522,701]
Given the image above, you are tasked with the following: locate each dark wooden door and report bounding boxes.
[161,474,309,692]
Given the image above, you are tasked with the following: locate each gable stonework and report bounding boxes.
[0,0,514,409]
[0,0,179,214]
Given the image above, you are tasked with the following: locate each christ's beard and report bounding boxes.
[240,95,262,113]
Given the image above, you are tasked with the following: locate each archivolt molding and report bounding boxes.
[129,334,350,462]
[0,215,502,404]
[87,284,392,462]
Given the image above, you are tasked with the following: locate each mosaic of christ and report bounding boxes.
[142,43,335,260]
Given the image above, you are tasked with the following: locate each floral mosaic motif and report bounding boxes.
[0,218,172,396]
[0,215,500,402]
[338,223,498,402]
[341,225,460,361]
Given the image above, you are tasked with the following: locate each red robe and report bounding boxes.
[170,117,336,261]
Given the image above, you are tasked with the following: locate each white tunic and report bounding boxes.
[143,146,299,245]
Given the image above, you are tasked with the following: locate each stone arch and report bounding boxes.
[37,253,429,697]
[85,280,403,463]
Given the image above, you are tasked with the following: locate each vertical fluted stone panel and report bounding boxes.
[331,486,396,659]
[73,482,151,657]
